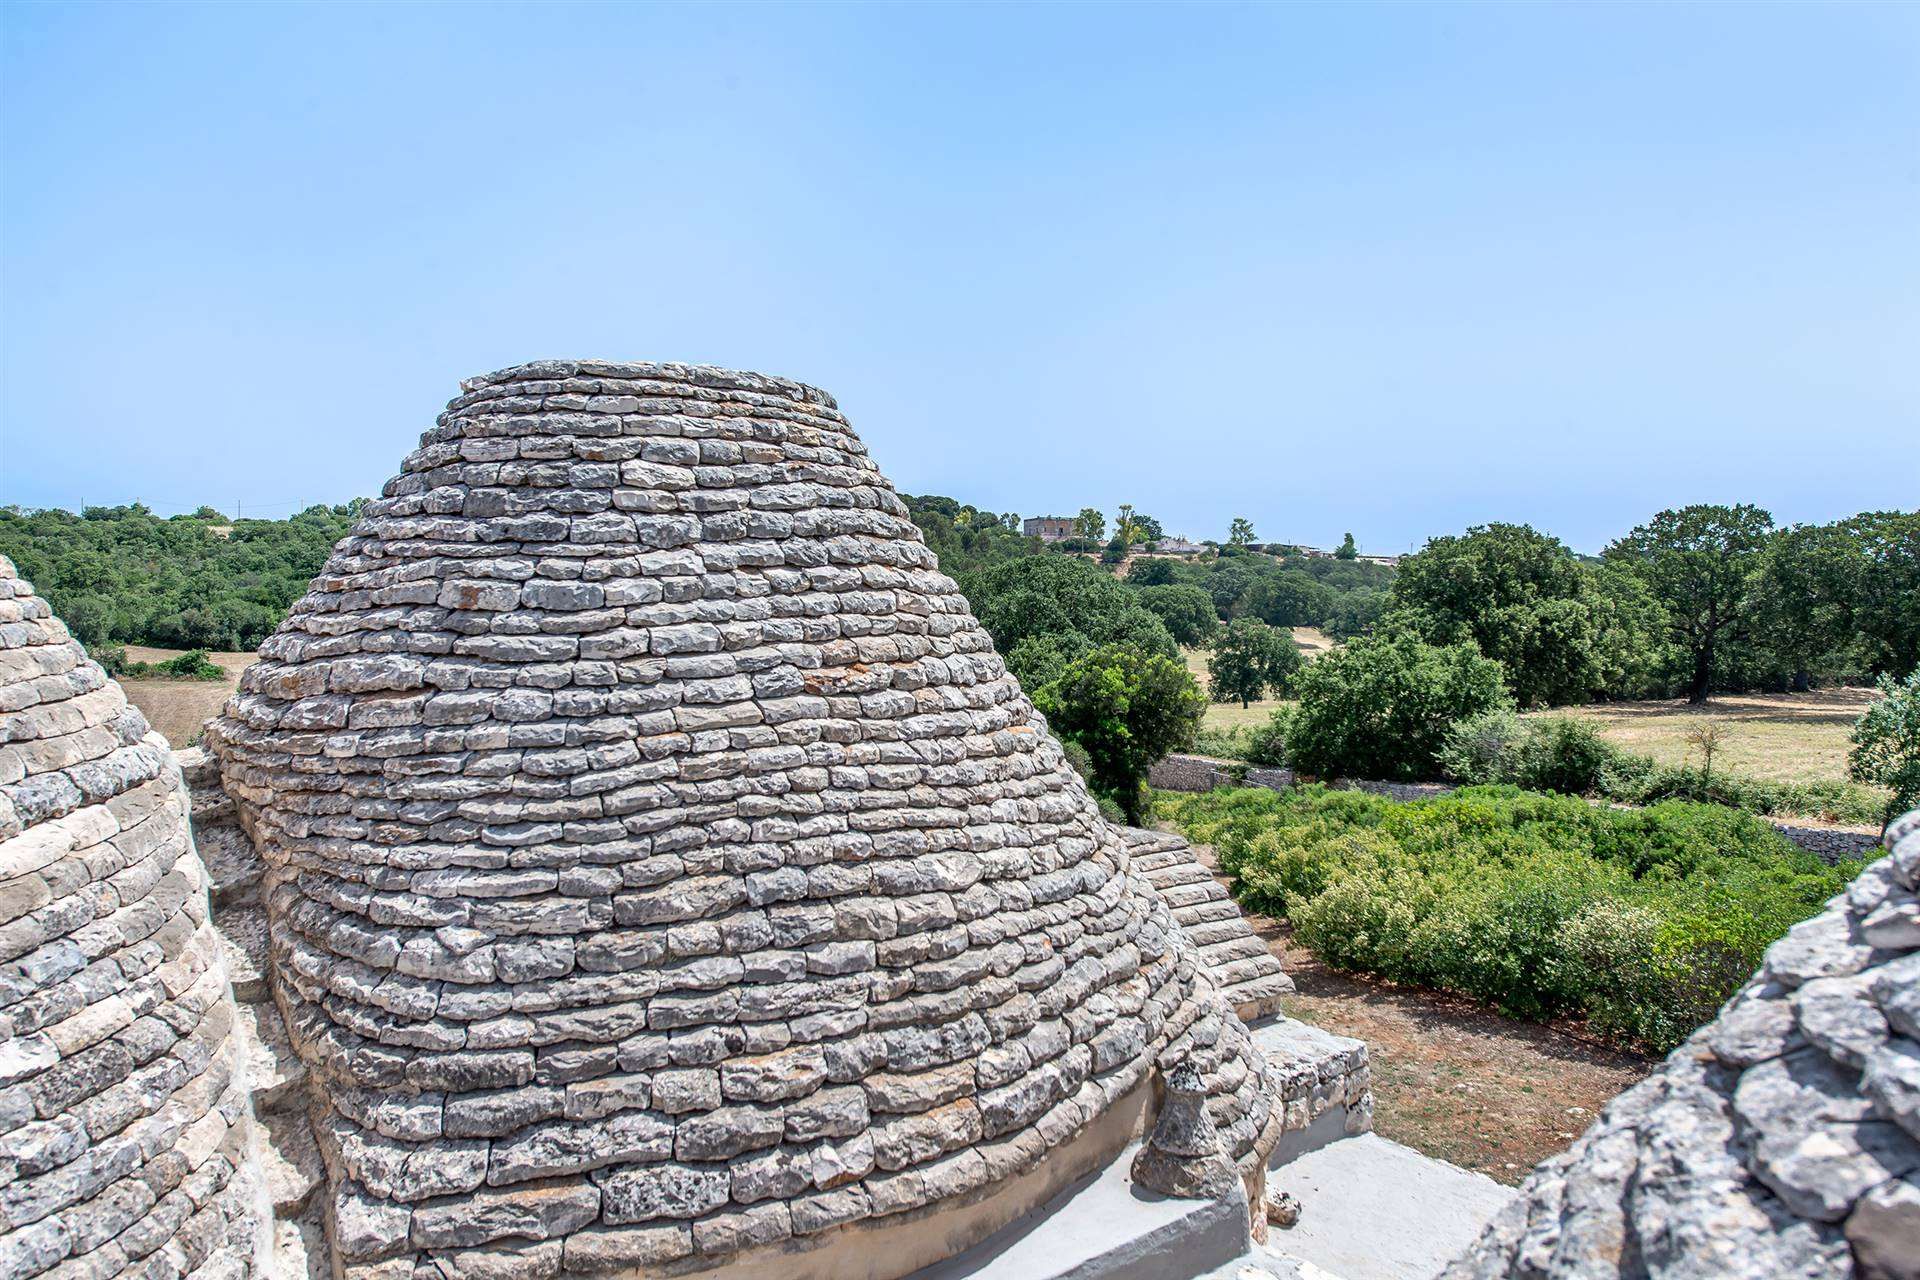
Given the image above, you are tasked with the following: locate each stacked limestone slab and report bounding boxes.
[1444,809,1920,1280]
[206,360,1282,1278]
[0,558,268,1279]
[1121,829,1292,1022]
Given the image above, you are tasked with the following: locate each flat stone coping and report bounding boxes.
[912,1140,1251,1280]
[1263,1135,1515,1280]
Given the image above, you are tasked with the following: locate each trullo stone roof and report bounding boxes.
[0,557,268,1279]
[206,361,1282,1277]
[1444,811,1920,1280]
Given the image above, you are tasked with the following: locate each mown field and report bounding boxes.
[1531,687,1876,788]
[118,646,254,746]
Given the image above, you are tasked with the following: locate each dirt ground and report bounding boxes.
[118,646,255,747]
[1177,839,1653,1183]
[1533,686,1879,788]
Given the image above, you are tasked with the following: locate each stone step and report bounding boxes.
[1201,935,1278,965]
[193,819,264,906]
[1220,974,1294,1024]
[216,901,271,1004]
[1142,861,1217,889]
[1250,1020,1373,1166]
[1185,917,1264,947]
[1259,1135,1515,1280]
[271,1200,331,1280]
[912,1140,1251,1280]
[1176,899,1252,926]
[258,1109,325,1218]
[233,997,308,1114]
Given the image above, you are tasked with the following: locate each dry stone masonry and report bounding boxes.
[0,558,268,1280]
[204,361,1284,1277]
[1444,808,1920,1280]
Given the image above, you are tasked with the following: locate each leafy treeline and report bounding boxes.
[0,503,361,652]
[1383,507,1918,707]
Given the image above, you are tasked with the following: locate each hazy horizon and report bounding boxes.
[3,2,1915,556]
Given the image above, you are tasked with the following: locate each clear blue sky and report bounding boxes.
[2,2,1914,554]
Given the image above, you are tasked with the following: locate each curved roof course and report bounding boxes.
[206,360,1281,1276]
[0,557,267,1280]
[1445,811,1920,1280]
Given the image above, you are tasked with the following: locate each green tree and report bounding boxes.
[1075,507,1107,541]
[1385,523,1641,707]
[1752,523,1852,690]
[966,555,1177,663]
[1115,504,1139,545]
[1101,535,1127,565]
[1207,617,1301,707]
[1135,514,1164,543]
[1851,670,1920,833]
[1227,517,1257,548]
[1126,557,1176,587]
[1335,532,1358,560]
[1605,504,1775,703]
[1836,510,1920,678]
[1287,633,1510,781]
[1035,643,1205,824]
[1137,584,1218,647]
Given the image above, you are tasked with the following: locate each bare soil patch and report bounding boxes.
[118,646,255,747]
[1176,838,1654,1183]
[1533,686,1879,788]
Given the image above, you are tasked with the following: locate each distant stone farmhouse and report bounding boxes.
[1022,514,1076,541]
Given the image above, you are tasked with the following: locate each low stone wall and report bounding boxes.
[1765,821,1881,860]
[1149,754,1877,862]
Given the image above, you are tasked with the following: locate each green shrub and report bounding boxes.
[1511,717,1618,794]
[1191,724,1251,760]
[1288,633,1509,781]
[89,645,228,682]
[1437,708,1524,784]
[1244,707,1294,768]
[1851,670,1920,830]
[1159,782,1857,1050]
[159,649,226,679]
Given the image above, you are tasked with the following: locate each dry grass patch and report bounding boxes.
[1531,687,1878,788]
[118,646,255,747]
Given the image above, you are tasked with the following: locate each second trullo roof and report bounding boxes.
[207,360,1281,1277]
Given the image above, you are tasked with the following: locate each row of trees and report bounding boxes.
[1384,506,1917,707]
[0,503,361,652]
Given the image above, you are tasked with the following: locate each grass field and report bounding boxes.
[1184,626,1331,731]
[119,646,255,747]
[1530,687,1878,788]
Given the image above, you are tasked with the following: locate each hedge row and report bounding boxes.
[1159,783,1861,1050]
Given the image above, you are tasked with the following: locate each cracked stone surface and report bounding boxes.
[1443,810,1920,1280]
[0,557,269,1280]
[203,360,1281,1276]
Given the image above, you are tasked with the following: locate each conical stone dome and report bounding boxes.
[0,557,268,1279]
[208,361,1280,1277]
